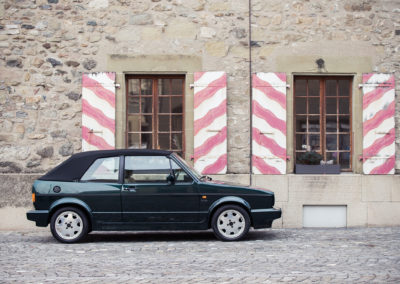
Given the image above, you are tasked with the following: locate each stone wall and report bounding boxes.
[0,0,399,174]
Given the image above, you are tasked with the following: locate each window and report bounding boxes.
[81,157,120,182]
[126,76,184,156]
[124,156,192,184]
[294,77,352,170]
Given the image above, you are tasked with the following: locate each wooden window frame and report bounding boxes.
[293,76,353,171]
[125,75,185,156]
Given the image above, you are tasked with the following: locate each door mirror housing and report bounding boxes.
[166,173,175,185]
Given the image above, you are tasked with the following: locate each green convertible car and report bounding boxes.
[27,149,281,243]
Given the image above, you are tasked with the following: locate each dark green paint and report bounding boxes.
[27,154,281,231]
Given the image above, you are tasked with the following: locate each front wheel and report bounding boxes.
[212,205,250,241]
[50,207,89,243]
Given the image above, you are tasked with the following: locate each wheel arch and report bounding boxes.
[48,198,93,230]
[208,196,252,228]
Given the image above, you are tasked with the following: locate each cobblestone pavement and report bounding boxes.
[1,227,400,283]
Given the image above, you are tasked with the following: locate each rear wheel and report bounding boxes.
[50,207,89,243]
[212,205,250,241]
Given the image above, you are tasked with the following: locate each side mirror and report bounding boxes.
[166,173,175,185]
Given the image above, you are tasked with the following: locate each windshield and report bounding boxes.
[171,153,202,180]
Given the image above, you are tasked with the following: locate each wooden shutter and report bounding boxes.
[193,71,227,174]
[362,73,395,174]
[252,72,287,174]
[82,72,116,151]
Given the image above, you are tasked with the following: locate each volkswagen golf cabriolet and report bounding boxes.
[27,149,281,243]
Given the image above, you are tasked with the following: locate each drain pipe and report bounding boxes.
[248,0,253,185]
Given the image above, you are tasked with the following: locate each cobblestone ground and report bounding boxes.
[1,227,400,283]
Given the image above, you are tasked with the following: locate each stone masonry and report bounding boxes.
[0,0,399,175]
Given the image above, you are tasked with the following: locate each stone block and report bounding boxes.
[88,0,109,9]
[392,176,400,202]
[200,27,216,38]
[252,175,288,202]
[347,202,368,227]
[230,46,248,59]
[362,175,393,202]
[141,27,162,40]
[204,41,228,57]
[288,175,362,203]
[165,20,196,39]
[368,202,400,226]
[0,174,40,208]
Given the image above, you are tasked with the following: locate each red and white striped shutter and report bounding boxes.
[362,73,395,174]
[193,71,227,174]
[81,72,116,151]
[252,72,287,174]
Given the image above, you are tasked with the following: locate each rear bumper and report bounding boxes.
[26,210,49,227]
[251,207,282,229]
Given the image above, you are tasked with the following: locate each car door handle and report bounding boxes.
[123,185,136,192]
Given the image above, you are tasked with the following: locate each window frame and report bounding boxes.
[125,75,185,157]
[80,156,121,183]
[293,76,353,171]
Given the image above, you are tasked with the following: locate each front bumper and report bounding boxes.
[26,210,49,227]
[251,207,282,229]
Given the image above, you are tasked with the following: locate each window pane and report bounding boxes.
[171,97,183,113]
[338,80,350,97]
[158,97,170,113]
[141,97,152,113]
[127,116,140,132]
[339,116,350,132]
[326,80,337,97]
[128,79,139,96]
[141,133,152,149]
[81,157,119,181]
[141,115,152,132]
[326,152,338,164]
[158,79,170,96]
[339,134,350,150]
[308,116,320,132]
[127,133,140,148]
[158,133,170,149]
[308,80,319,97]
[296,115,307,132]
[296,134,307,150]
[295,80,306,96]
[171,79,183,95]
[326,98,337,114]
[171,115,182,131]
[339,152,350,169]
[158,115,170,131]
[296,97,306,114]
[326,134,337,150]
[128,97,139,113]
[326,116,337,132]
[124,156,170,183]
[141,79,152,95]
[172,133,182,150]
[308,97,320,114]
[309,134,320,151]
[171,159,192,182]
[339,98,349,114]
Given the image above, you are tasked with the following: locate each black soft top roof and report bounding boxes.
[39,149,173,182]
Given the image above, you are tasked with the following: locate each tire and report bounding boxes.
[211,204,250,241]
[50,207,89,243]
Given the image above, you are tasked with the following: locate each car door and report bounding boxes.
[78,156,122,224]
[121,155,200,227]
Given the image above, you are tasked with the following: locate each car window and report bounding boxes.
[171,159,193,183]
[81,157,120,182]
[124,156,171,183]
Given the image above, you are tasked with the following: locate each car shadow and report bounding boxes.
[84,229,281,243]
